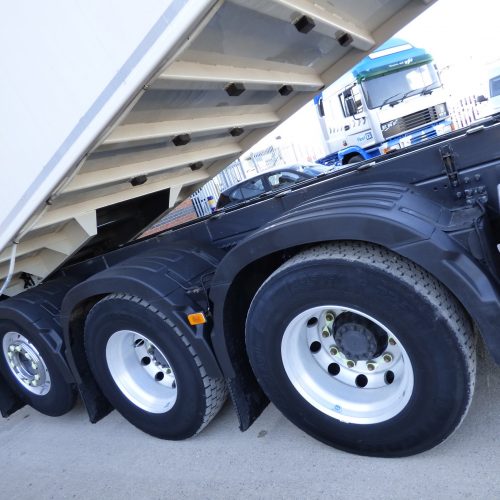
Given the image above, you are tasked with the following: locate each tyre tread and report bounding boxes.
[265,241,476,441]
[91,293,227,434]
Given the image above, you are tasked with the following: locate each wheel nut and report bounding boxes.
[31,362,38,370]
[329,346,338,356]
[346,360,355,368]
[15,346,22,352]
[166,368,171,374]
[325,312,335,323]
[389,338,396,346]
[366,362,376,371]
[322,328,330,338]
[9,345,15,352]
[383,353,393,363]
[34,374,40,381]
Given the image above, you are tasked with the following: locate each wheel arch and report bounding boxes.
[210,183,500,429]
[0,277,78,417]
[61,242,224,423]
[337,146,368,164]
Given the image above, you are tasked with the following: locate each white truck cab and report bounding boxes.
[316,38,452,165]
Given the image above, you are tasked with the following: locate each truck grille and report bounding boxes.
[383,106,441,138]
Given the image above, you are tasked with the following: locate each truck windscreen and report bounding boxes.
[361,62,440,109]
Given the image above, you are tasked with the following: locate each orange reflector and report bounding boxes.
[187,312,207,325]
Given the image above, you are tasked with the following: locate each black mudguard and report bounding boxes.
[0,278,77,417]
[210,183,500,429]
[60,240,224,423]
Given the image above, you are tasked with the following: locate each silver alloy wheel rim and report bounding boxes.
[106,330,177,414]
[2,332,51,395]
[281,306,414,424]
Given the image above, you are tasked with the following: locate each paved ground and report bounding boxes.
[1,344,499,500]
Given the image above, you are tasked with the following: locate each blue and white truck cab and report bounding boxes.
[316,38,453,166]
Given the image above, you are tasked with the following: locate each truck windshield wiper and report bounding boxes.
[387,87,425,107]
[397,89,420,103]
[420,83,437,95]
[380,92,404,109]
[395,83,437,104]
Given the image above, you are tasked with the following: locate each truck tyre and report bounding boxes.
[245,242,476,457]
[0,320,76,416]
[347,154,364,164]
[84,293,227,440]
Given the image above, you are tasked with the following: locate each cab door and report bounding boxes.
[338,84,373,149]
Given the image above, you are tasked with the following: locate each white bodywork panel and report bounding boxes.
[0,0,433,295]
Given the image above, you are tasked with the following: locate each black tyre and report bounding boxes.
[246,242,476,457]
[347,154,364,164]
[0,320,76,416]
[84,293,227,439]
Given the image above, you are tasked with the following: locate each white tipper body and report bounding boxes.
[0,0,433,295]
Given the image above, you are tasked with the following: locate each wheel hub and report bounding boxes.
[334,313,387,361]
[2,331,51,395]
[106,330,177,414]
[281,305,414,424]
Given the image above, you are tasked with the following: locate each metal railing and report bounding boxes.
[191,160,245,216]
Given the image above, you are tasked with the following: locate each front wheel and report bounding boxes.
[84,293,227,439]
[246,242,476,457]
[346,154,364,164]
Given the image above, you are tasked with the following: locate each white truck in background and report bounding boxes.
[4,1,500,459]
[315,37,453,166]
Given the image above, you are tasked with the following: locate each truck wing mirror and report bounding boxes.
[346,97,357,116]
[476,94,488,103]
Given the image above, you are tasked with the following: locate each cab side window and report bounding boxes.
[339,84,363,117]
[490,76,500,98]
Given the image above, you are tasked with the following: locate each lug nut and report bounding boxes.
[389,338,396,346]
[7,352,13,359]
[383,353,393,363]
[34,374,41,381]
[346,360,355,368]
[15,346,22,352]
[31,380,38,386]
[9,345,15,352]
[166,368,172,374]
[31,362,38,370]
[329,346,338,356]
[322,328,330,338]
[9,361,15,368]
[325,312,335,323]
[366,362,376,371]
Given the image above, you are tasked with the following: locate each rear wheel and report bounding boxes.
[0,321,75,416]
[246,242,476,457]
[84,293,226,439]
[347,154,364,164]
